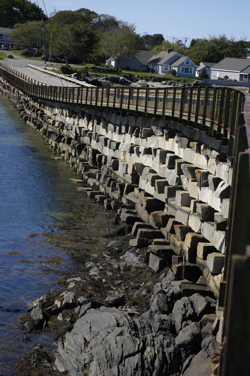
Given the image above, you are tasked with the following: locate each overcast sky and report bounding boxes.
[38,0,250,45]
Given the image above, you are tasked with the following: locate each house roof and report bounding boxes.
[172,56,193,67]
[134,50,156,65]
[0,27,13,34]
[197,62,215,69]
[148,51,180,65]
[202,62,215,68]
[196,62,215,71]
[212,58,250,72]
[241,66,250,74]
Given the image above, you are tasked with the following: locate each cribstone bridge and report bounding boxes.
[1,63,250,375]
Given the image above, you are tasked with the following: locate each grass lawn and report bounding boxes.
[0,51,6,59]
[0,51,13,59]
[11,50,43,61]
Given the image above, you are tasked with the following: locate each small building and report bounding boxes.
[0,28,15,50]
[195,62,215,79]
[210,58,250,81]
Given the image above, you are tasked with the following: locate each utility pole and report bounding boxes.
[43,22,47,65]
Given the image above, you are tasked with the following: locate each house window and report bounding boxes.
[0,35,3,40]
[185,59,190,64]
[240,74,248,82]
[163,64,169,71]
[181,66,193,74]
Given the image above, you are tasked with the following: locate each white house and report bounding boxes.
[210,58,250,81]
[0,28,15,50]
[147,50,196,78]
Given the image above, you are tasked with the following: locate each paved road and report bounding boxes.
[1,53,81,87]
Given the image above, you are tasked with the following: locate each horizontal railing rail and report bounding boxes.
[0,63,245,156]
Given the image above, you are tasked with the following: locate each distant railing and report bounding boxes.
[0,63,245,156]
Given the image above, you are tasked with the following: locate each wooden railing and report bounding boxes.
[0,63,245,156]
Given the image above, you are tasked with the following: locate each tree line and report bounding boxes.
[2,0,250,66]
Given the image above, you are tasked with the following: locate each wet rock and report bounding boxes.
[122,249,145,267]
[55,307,144,376]
[182,350,212,376]
[149,289,171,315]
[54,305,183,376]
[106,240,124,253]
[105,293,126,307]
[189,293,216,320]
[30,304,44,322]
[62,291,75,306]
[89,266,100,276]
[172,297,195,333]
[175,322,201,355]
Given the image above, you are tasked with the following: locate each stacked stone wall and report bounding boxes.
[0,79,230,347]
[32,97,230,303]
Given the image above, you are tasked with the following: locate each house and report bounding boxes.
[116,50,156,72]
[210,58,250,81]
[148,50,180,74]
[171,56,197,78]
[106,49,197,78]
[0,28,15,50]
[195,62,215,79]
[147,50,196,78]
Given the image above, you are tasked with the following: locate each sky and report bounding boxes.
[38,0,250,45]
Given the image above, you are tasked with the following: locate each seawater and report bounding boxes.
[0,95,106,375]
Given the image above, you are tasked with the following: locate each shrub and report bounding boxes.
[199,68,209,79]
[78,67,90,77]
[60,65,76,74]
[171,69,177,76]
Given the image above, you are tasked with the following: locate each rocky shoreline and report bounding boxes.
[17,211,220,376]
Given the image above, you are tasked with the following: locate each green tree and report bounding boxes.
[152,39,185,53]
[186,35,250,64]
[225,40,250,58]
[142,33,164,50]
[48,9,98,64]
[99,22,143,65]
[199,67,209,79]
[91,14,120,31]
[0,0,47,28]
[12,21,44,49]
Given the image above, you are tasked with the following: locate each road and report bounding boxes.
[0,53,81,87]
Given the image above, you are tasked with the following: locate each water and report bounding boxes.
[0,95,108,375]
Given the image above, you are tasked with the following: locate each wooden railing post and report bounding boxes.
[194,86,202,123]
[162,88,167,119]
[154,88,159,115]
[179,88,185,119]
[187,87,193,121]
[172,87,176,117]
[144,88,149,117]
